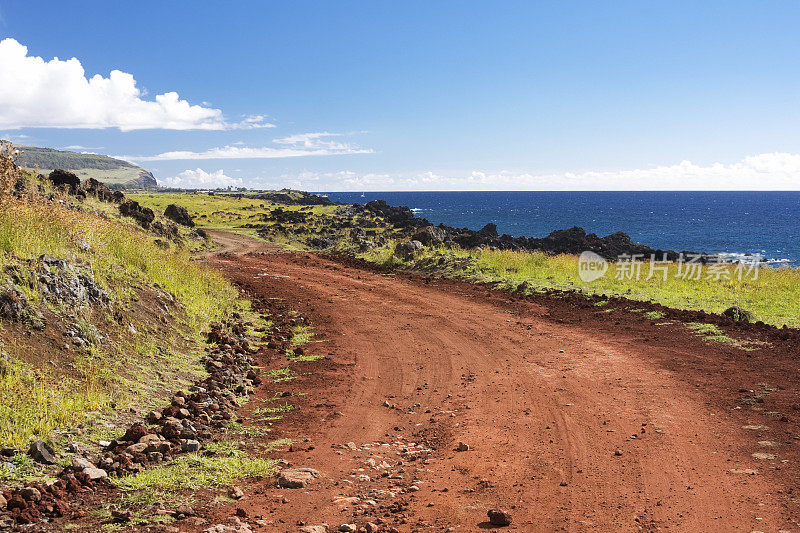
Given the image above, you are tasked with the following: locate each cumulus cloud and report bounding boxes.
[0,38,273,131]
[159,168,243,189]
[126,132,373,161]
[260,153,800,191]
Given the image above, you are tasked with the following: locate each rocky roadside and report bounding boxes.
[0,318,262,530]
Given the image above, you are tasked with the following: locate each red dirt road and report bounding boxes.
[204,232,800,532]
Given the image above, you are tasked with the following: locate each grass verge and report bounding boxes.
[115,452,278,492]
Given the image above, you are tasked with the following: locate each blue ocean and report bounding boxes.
[323,191,800,265]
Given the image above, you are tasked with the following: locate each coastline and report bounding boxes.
[323,190,800,266]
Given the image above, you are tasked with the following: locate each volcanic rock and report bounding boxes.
[119,200,155,229]
[412,226,447,245]
[723,306,755,323]
[28,441,56,465]
[394,240,423,260]
[48,169,81,193]
[487,508,512,526]
[164,204,195,227]
[84,178,113,201]
[20,487,41,503]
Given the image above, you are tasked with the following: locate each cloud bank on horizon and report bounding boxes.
[162,152,800,191]
[160,168,243,189]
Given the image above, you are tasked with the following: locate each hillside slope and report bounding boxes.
[16,145,156,189]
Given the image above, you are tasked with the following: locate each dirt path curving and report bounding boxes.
[202,231,799,532]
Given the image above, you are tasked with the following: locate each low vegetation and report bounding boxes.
[0,357,110,449]
[0,143,239,451]
[358,243,800,327]
[686,322,737,344]
[16,145,156,188]
[129,188,800,327]
[115,449,278,492]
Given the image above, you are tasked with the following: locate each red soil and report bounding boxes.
[201,231,800,532]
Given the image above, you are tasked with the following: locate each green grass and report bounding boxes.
[358,243,800,328]
[686,322,737,344]
[643,311,666,320]
[0,358,111,448]
[225,421,272,438]
[266,367,296,383]
[128,192,338,232]
[261,438,293,452]
[0,449,49,483]
[0,169,242,452]
[289,324,313,347]
[115,452,278,492]
[0,197,237,332]
[253,403,296,415]
[292,353,325,362]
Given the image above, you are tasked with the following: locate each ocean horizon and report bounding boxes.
[322,191,800,265]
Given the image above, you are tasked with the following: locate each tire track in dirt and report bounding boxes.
[202,231,797,532]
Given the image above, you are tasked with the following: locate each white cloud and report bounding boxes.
[237,115,275,129]
[126,132,373,161]
[253,153,800,191]
[0,133,30,143]
[159,168,243,189]
[61,145,105,151]
[274,132,353,149]
[0,38,273,131]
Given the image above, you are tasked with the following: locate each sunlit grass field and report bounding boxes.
[361,242,800,328]
[129,192,337,231]
[0,198,237,331]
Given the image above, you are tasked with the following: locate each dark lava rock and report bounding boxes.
[723,306,755,323]
[47,169,81,193]
[365,200,429,229]
[487,508,512,526]
[239,189,332,206]
[308,237,335,249]
[0,287,27,321]
[19,487,41,503]
[412,226,447,245]
[28,441,56,465]
[84,178,113,201]
[119,200,155,229]
[395,240,424,260]
[164,204,195,227]
[263,207,308,224]
[478,223,498,238]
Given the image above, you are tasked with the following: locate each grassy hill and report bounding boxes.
[16,145,157,189]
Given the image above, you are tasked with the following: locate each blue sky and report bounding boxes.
[1,1,800,190]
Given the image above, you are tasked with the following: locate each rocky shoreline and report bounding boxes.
[359,199,700,261]
[229,189,699,261]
